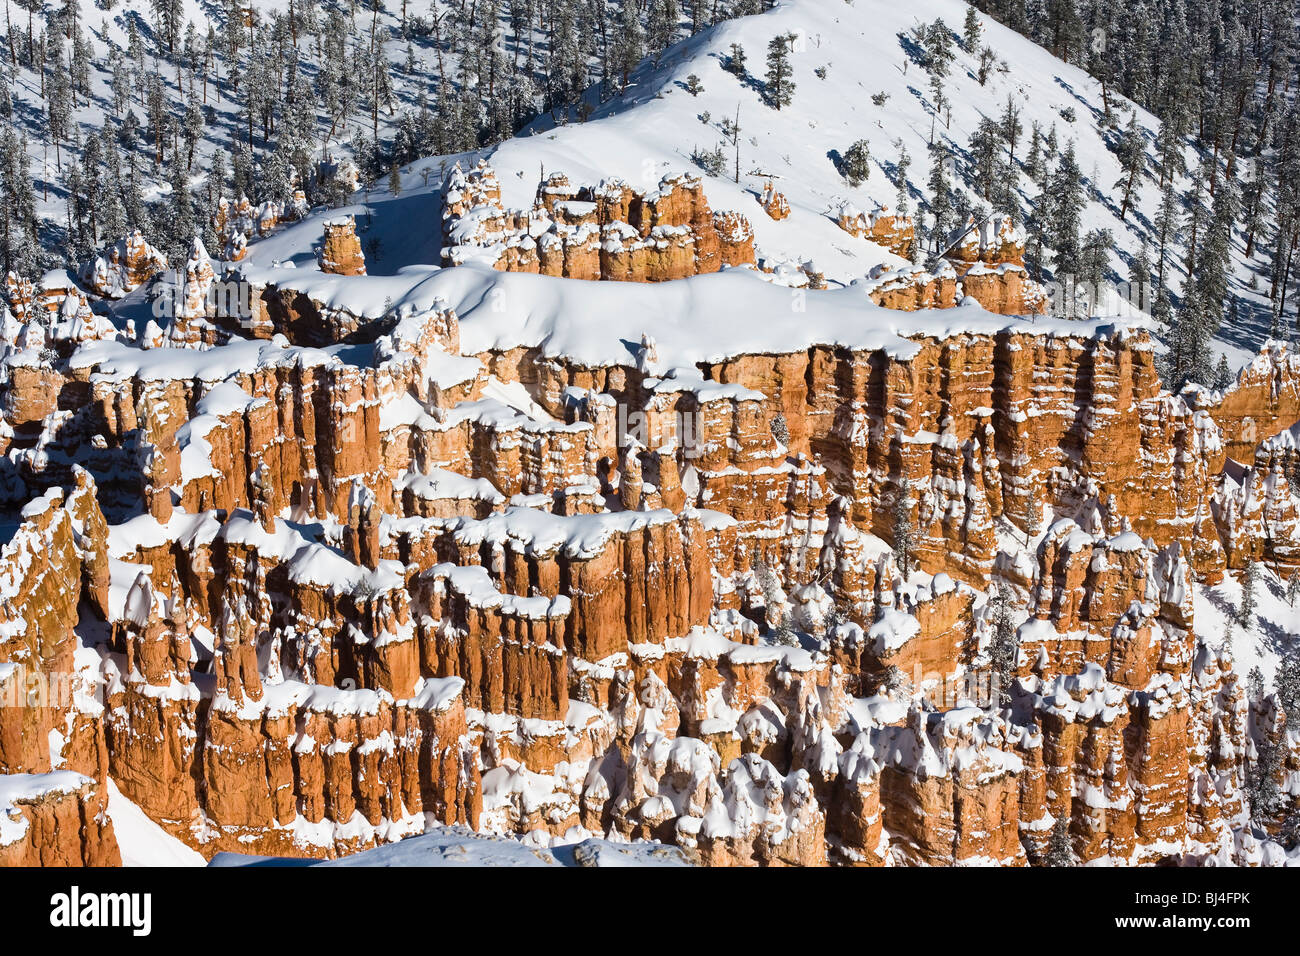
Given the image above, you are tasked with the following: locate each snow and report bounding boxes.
[74,334,337,384]
[484,4,1140,279]
[208,825,688,867]
[208,673,465,722]
[0,0,1278,376]
[443,505,682,561]
[1193,567,1300,687]
[869,607,923,654]
[0,0,1293,872]
[186,0,1247,369]
[393,468,505,507]
[105,778,206,867]
[255,256,1149,377]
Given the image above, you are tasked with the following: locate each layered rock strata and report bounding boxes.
[0,234,1297,868]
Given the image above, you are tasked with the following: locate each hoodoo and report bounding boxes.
[0,0,1297,875]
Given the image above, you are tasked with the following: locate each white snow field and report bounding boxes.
[208,826,689,867]
[14,1,1275,370]
[105,777,207,867]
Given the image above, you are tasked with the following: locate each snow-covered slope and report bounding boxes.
[251,0,1277,368]
[6,0,1281,371]
[488,0,1162,282]
[208,826,689,867]
[106,777,206,867]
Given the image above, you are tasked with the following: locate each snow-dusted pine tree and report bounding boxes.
[987,582,1019,703]
[1048,142,1084,277]
[1046,815,1076,866]
[764,33,796,110]
[892,478,915,578]
[1239,559,1258,627]
[841,139,871,187]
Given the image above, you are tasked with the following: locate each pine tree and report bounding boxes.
[388,162,402,197]
[64,157,90,259]
[770,413,789,446]
[927,141,955,255]
[997,96,1023,219]
[1243,156,1268,259]
[150,0,184,56]
[1287,572,1300,607]
[613,0,643,89]
[725,42,746,77]
[1152,174,1179,294]
[1046,814,1075,866]
[764,33,795,110]
[127,15,145,68]
[988,582,1018,703]
[923,19,955,78]
[1114,111,1145,219]
[1213,354,1234,391]
[1186,172,1238,355]
[231,144,252,202]
[1078,228,1112,314]
[0,125,39,276]
[202,147,226,249]
[1182,158,1212,276]
[97,130,126,240]
[1239,559,1258,627]
[261,144,293,206]
[969,116,1003,201]
[647,0,678,66]
[928,70,949,128]
[182,99,204,171]
[1048,142,1084,277]
[46,59,72,168]
[1129,243,1152,312]
[891,477,915,577]
[1248,666,1265,706]
[892,140,912,216]
[70,27,91,104]
[841,139,871,186]
[110,54,132,118]
[962,4,982,52]
[1278,644,1300,721]
[964,39,989,82]
[163,158,194,259]
[1044,0,1085,62]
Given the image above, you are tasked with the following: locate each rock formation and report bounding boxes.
[760,181,791,221]
[0,205,1297,869]
[441,161,756,281]
[80,231,169,299]
[319,217,368,276]
[836,201,915,259]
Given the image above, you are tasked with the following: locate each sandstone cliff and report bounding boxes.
[0,221,1297,868]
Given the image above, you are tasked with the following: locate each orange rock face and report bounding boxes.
[441,161,755,281]
[319,217,368,276]
[0,472,122,866]
[79,231,168,299]
[759,181,791,221]
[2,208,1299,868]
[0,773,121,866]
[942,215,1048,315]
[836,202,916,259]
